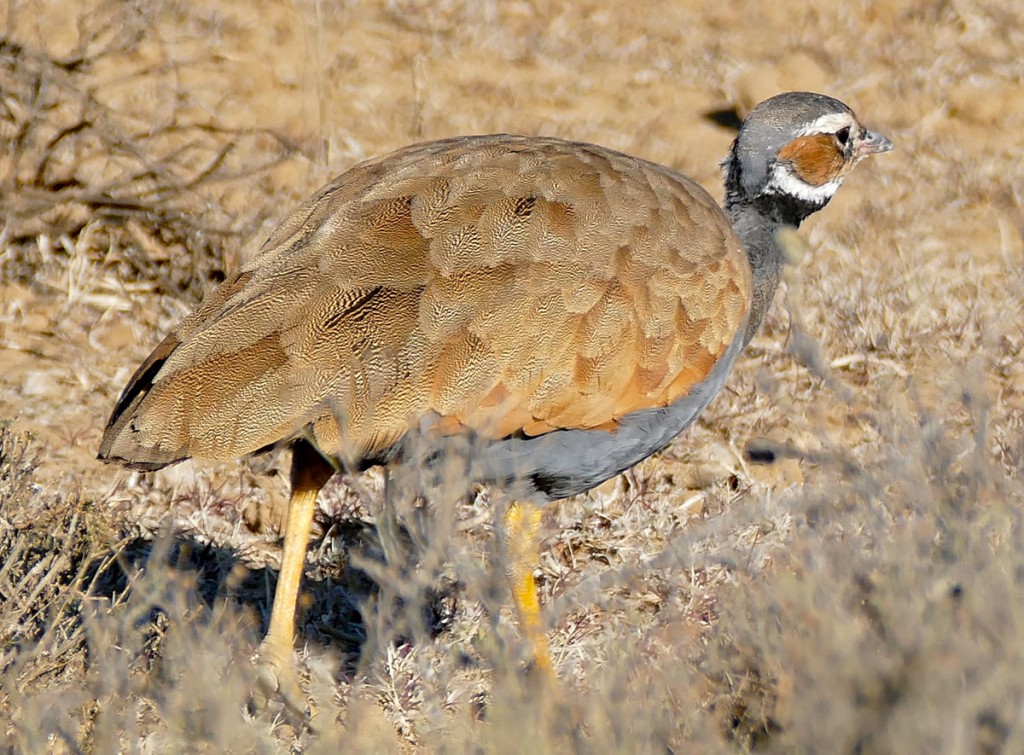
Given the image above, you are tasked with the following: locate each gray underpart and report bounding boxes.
[405,322,748,504]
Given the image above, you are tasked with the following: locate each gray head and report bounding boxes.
[723,91,892,226]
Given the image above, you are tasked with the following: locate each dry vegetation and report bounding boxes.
[1,0,1023,751]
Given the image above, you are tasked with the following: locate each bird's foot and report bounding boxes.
[250,643,318,729]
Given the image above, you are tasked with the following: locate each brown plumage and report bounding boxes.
[777,134,847,186]
[99,93,891,696]
[100,135,749,469]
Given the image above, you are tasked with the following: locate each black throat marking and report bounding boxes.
[724,152,832,228]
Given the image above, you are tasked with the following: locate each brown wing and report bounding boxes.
[99,135,750,469]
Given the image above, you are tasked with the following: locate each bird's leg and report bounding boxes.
[502,501,553,676]
[256,438,334,714]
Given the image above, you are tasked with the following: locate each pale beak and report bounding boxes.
[856,129,893,156]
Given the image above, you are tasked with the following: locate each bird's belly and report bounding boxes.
[458,328,746,503]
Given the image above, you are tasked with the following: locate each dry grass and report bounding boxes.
[1,0,1023,751]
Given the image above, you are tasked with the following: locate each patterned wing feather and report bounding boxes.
[99,135,751,469]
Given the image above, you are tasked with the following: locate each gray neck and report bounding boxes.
[723,150,826,345]
[727,203,785,345]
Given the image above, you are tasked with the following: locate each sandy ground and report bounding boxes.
[1,0,1023,749]
[4,0,1019,516]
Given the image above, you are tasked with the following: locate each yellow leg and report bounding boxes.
[261,439,334,665]
[503,501,553,675]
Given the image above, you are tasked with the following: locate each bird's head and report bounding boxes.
[724,91,892,224]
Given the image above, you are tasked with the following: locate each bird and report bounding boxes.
[98,91,891,690]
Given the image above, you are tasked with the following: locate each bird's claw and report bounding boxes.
[250,646,318,729]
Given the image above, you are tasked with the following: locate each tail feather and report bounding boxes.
[97,332,187,470]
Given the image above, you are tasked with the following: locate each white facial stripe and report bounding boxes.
[798,112,857,136]
[764,163,841,204]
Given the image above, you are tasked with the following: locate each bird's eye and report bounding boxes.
[835,126,851,145]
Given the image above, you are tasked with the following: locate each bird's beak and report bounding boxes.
[856,130,893,156]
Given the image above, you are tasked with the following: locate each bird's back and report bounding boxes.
[99,134,751,476]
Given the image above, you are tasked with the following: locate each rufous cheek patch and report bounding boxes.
[777,134,845,186]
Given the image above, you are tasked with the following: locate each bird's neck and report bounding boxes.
[727,203,785,345]
[724,155,825,345]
